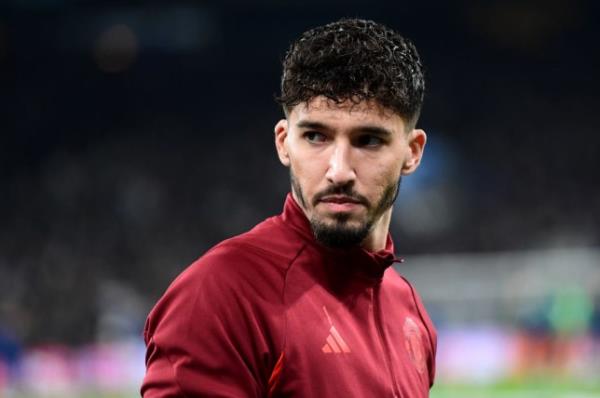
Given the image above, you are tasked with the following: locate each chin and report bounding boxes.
[309,216,371,249]
[323,214,365,228]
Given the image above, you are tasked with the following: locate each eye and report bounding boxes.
[356,135,384,148]
[304,131,327,143]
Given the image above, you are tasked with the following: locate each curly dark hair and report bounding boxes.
[277,18,425,128]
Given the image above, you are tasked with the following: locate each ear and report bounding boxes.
[401,129,427,175]
[274,119,290,167]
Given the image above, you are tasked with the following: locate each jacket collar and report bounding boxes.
[280,193,400,280]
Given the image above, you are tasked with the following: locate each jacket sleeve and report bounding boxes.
[141,250,280,398]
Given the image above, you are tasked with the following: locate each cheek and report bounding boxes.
[289,157,323,195]
[364,159,402,191]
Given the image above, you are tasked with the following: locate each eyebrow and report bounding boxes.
[296,120,331,131]
[296,120,394,137]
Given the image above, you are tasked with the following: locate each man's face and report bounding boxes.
[274,96,426,248]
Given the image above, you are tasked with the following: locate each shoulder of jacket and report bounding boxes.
[212,215,306,268]
[382,267,414,295]
[169,218,306,296]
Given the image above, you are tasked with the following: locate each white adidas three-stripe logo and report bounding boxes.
[321,306,351,354]
[322,325,351,353]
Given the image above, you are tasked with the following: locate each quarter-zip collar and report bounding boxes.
[280,193,401,280]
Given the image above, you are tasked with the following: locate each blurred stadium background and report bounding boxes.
[2,0,600,397]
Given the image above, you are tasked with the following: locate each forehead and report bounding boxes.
[289,96,406,133]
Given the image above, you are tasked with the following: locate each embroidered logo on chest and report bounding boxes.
[403,317,426,374]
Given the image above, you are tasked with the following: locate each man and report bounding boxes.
[142,18,436,397]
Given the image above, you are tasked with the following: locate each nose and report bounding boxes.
[325,141,356,185]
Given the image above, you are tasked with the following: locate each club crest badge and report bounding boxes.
[403,317,426,374]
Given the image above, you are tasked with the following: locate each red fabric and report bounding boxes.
[142,194,437,397]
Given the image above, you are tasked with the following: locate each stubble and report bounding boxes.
[290,170,401,248]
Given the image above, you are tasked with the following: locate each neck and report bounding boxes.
[361,208,392,252]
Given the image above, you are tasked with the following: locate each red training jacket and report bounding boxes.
[142,194,437,397]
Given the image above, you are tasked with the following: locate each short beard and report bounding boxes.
[291,171,401,249]
[310,217,371,248]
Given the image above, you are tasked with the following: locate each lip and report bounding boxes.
[319,195,362,204]
[318,196,363,212]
